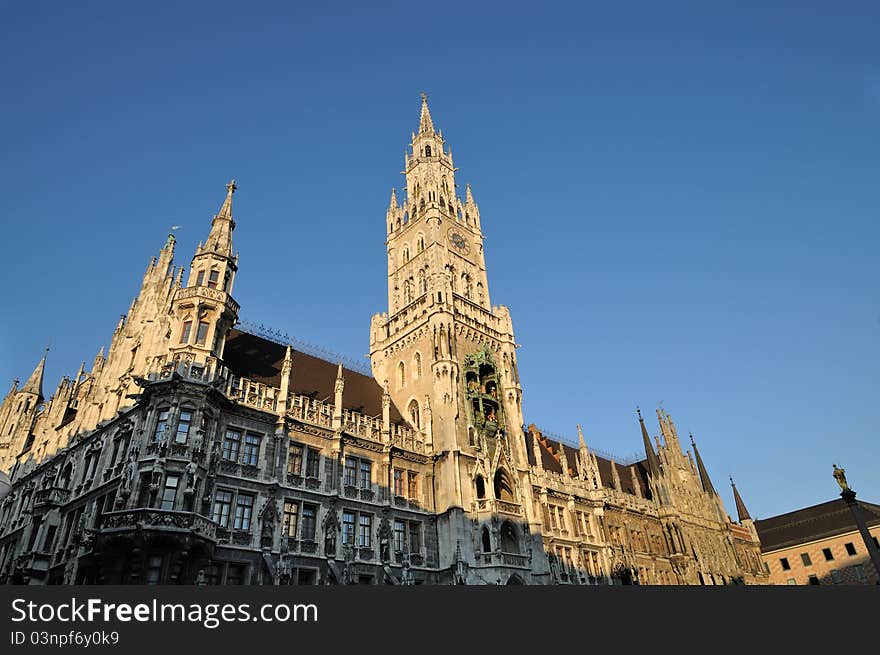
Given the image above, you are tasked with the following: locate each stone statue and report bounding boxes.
[322,509,339,558]
[378,516,391,563]
[832,464,850,492]
[184,461,197,492]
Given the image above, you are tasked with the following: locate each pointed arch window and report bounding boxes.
[408,400,420,430]
[475,475,486,499]
[418,269,427,295]
[493,469,514,502]
[417,236,425,252]
[413,352,422,379]
[402,247,410,264]
[398,362,406,389]
[481,527,491,553]
[403,280,413,304]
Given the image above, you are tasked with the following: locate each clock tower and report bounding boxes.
[370,95,545,581]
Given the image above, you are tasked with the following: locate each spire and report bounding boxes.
[638,407,661,477]
[690,434,717,496]
[202,180,237,257]
[577,424,587,451]
[465,183,474,204]
[730,476,752,522]
[418,92,435,135]
[21,347,48,401]
[389,187,398,210]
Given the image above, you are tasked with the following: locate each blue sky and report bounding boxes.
[1,1,878,520]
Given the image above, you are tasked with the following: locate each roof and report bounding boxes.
[523,428,653,500]
[754,498,880,552]
[223,328,405,424]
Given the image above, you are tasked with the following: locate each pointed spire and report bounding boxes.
[638,407,661,477]
[465,183,474,204]
[21,347,48,401]
[609,459,622,491]
[418,92,435,135]
[730,476,752,522]
[202,180,237,257]
[577,424,587,451]
[389,187,398,210]
[690,434,717,496]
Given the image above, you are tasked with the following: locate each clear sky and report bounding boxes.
[1,1,877,520]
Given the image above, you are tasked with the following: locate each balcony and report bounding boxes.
[100,509,217,542]
[33,487,71,510]
[473,498,523,517]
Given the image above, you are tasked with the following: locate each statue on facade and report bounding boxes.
[378,516,392,563]
[832,464,850,492]
[322,509,339,558]
[184,461,197,493]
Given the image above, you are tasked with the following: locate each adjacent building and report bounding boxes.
[756,498,880,585]
[0,96,766,585]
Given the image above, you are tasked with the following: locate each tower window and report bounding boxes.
[398,362,405,389]
[196,270,205,287]
[180,321,192,344]
[175,410,192,444]
[475,475,485,499]
[196,321,209,345]
[160,474,179,511]
[207,269,219,289]
[424,145,431,157]
[154,409,170,441]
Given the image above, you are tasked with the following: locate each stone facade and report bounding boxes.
[0,97,766,586]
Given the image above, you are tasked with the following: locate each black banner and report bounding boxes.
[0,585,870,652]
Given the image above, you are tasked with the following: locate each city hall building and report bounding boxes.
[0,97,766,585]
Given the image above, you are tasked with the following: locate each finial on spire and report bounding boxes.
[227,179,237,195]
[389,187,398,209]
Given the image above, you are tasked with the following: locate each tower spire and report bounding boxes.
[638,407,661,477]
[21,346,48,401]
[418,92,435,135]
[201,179,237,256]
[690,434,717,496]
[730,476,752,522]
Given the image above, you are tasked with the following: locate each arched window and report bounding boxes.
[402,247,410,264]
[413,352,422,379]
[481,526,491,553]
[417,236,425,252]
[475,475,486,499]
[59,462,73,489]
[465,212,470,225]
[439,196,446,208]
[424,145,432,157]
[500,521,520,553]
[477,282,484,306]
[403,280,412,304]
[408,399,420,429]
[418,269,427,295]
[493,469,514,502]
[457,207,463,221]
[403,211,409,224]
[398,362,405,389]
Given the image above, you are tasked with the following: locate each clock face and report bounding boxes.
[448,230,471,255]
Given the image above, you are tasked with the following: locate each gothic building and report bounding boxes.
[0,96,766,585]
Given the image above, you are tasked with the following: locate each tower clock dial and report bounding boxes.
[447,229,471,255]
